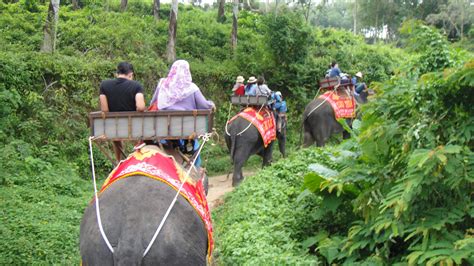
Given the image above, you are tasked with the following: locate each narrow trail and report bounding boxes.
[207,172,254,210]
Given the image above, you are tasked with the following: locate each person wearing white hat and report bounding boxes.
[352,72,367,95]
[245,76,258,96]
[232,76,245,96]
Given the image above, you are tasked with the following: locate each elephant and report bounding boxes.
[225,114,287,187]
[302,90,368,147]
[80,175,209,265]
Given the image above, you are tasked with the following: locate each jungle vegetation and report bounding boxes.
[0,0,472,264]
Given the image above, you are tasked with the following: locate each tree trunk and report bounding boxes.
[231,0,238,52]
[120,0,127,12]
[41,0,60,53]
[274,0,279,17]
[72,0,79,10]
[166,0,178,63]
[217,0,225,22]
[265,0,269,13]
[153,0,160,20]
[304,1,311,23]
[374,9,378,43]
[353,0,357,34]
[460,3,464,40]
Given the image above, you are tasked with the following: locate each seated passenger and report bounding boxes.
[244,76,258,96]
[328,61,341,78]
[324,64,332,78]
[99,62,146,162]
[149,60,214,167]
[232,76,245,96]
[256,76,272,96]
[340,73,351,84]
[149,60,214,111]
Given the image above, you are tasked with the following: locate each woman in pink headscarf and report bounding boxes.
[149,60,214,111]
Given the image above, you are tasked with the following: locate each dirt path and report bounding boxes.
[207,172,253,210]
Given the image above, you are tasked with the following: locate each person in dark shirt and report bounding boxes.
[329,61,341,78]
[99,62,146,161]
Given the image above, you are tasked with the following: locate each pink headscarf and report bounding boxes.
[150,60,200,110]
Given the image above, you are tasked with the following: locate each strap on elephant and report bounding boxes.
[305,80,353,120]
[88,136,115,254]
[142,132,212,258]
[225,103,265,137]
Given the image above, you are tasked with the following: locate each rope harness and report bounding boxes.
[87,133,213,258]
[305,81,354,120]
[225,103,265,137]
[88,136,115,253]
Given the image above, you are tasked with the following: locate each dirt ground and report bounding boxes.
[207,172,253,210]
[207,173,234,210]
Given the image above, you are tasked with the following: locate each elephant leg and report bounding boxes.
[313,128,327,147]
[278,133,286,158]
[342,130,351,139]
[232,148,251,187]
[262,144,273,167]
[303,131,314,147]
[342,119,352,139]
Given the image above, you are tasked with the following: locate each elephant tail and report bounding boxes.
[230,133,237,163]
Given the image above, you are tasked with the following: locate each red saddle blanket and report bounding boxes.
[229,107,276,147]
[318,90,356,119]
[99,145,213,260]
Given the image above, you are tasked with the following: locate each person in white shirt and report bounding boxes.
[256,76,272,96]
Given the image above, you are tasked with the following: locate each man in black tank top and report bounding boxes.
[99,62,146,161]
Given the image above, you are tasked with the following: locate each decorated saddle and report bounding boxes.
[99,145,213,260]
[229,107,276,147]
[318,90,356,119]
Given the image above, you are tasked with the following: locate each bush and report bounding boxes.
[0,2,418,264]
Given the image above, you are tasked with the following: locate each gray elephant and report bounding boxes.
[80,175,209,265]
[225,115,286,186]
[303,90,368,147]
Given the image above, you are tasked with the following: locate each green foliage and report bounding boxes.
[0,149,92,264]
[214,23,472,264]
[299,59,474,264]
[0,1,452,264]
[212,148,327,264]
[400,20,459,75]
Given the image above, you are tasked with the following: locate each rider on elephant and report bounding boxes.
[149,60,215,167]
[99,62,146,162]
[352,72,367,95]
[328,61,351,84]
[244,76,258,96]
[256,76,272,96]
[272,91,287,133]
[232,75,245,96]
[328,61,341,78]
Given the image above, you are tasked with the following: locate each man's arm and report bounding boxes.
[135,93,145,112]
[99,94,109,112]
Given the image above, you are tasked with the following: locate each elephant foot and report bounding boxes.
[232,175,243,187]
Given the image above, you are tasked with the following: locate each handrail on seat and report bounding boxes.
[89,110,214,141]
[319,76,353,92]
[230,95,271,106]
